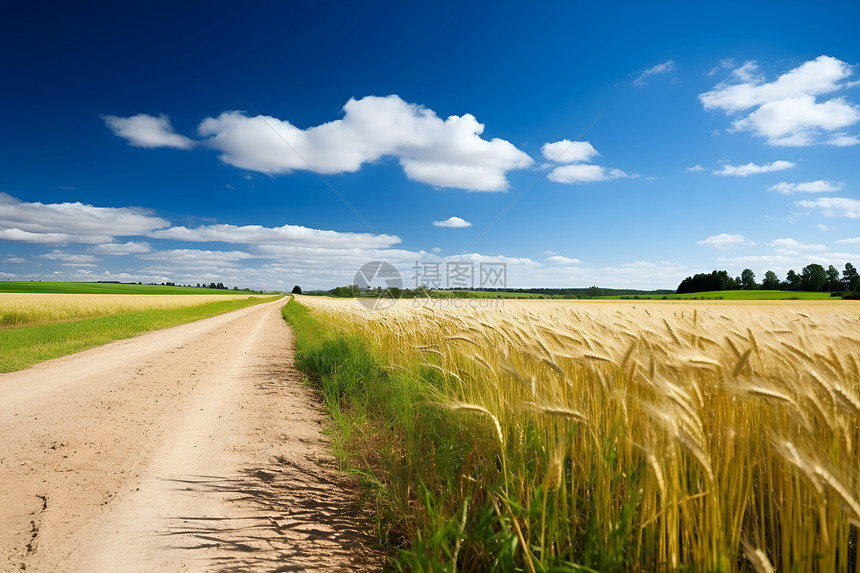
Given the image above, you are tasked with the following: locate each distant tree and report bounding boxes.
[740,268,757,290]
[216,282,225,289]
[586,286,604,297]
[844,262,860,291]
[196,283,201,288]
[800,264,827,292]
[825,265,841,291]
[677,270,738,294]
[784,270,801,291]
[761,270,780,290]
[291,285,302,294]
[233,286,239,291]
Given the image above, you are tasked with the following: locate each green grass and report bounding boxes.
[282,300,498,569]
[0,281,269,294]
[0,295,281,372]
[598,289,838,300]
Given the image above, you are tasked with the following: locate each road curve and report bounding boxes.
[0,298,381,572]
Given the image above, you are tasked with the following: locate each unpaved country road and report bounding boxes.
[0,298,382,572]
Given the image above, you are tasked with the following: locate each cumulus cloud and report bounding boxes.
[713,160,794,176]
[767,237,826,251]
[731,95,860,146]
[699,56,860,146]
[768,180,844,194]
[796,197,860,218]
[194,95,532,191]
[633,60,676,86]
[0,193,170,244]
[687,164,704,172]
[149,223,400,249]
[542,140,635,184]
[697,233,754,249]
[836,236,860,244]
[102,113,195,149]
[432,216,472,228]
[541,140,598,163]
[548,164,636,184]
[91,241,152,255]
[545,255,582,264]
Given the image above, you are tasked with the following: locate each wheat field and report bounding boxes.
[298,296,860,572]
[0,293,267,328]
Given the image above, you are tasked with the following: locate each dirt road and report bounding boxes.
[0,298,382,572]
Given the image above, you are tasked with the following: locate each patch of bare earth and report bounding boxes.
[0,298,383,572]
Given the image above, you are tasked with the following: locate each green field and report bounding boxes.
[433,289,838,300]
[599,289,837,300]
[0,281,270,295]
[0,295,282,372]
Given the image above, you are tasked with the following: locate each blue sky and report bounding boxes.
[2,1,859,291]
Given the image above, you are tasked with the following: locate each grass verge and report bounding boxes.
[283,299,507,572]
[0,295,281,372]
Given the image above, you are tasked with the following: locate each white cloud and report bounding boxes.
[195,95,533,191]
[634,60,676,86]
[38,250,101,263]
[432,216,472,228]
[818,224,835,231]
[699,56,859,146]
[102,114,195,149]
[0,229,112,244]
[541,140,634,184]
[687,164,704,172]
[836,236,860,244]
[719,251,860,271]
[541,140,599,163]
[827,133,860,146]
[796,197,860,218]
[713,160,795,176]
[149,223,399,249]
[3,256,26,263]
[731,95,860,146]
[545,255,582,264]
[139,249,258,269]
[767,237,826,251]
[697,233,754,249]
[91,241,152,255]
[0,193,169,244]
[700,56,852,113]
[548,163,636,184]
[768,180,844,194]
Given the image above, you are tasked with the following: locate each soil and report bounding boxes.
[0,298,382,572]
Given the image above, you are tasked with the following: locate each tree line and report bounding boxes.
[677,263,860,294]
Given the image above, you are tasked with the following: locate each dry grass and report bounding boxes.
[0,293,267,328]
[298,296,860,571]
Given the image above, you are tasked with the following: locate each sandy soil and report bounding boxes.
[0,297,382,572]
